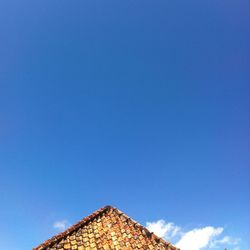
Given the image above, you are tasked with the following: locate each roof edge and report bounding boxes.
[111,206,179,250]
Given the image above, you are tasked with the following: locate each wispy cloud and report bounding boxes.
[210,235,240,248]
[146,219,240,250]
[53,220,70,231]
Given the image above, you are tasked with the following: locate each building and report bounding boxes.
[34,205,179,250]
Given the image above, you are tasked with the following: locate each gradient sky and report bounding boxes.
[0,0,249,250]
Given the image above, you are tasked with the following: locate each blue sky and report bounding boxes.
[0,0,249,250]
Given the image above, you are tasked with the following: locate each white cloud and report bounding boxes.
[176,226,223,250]
[146,220,181,239]
[53,220,70,231]
[146,219,240,250]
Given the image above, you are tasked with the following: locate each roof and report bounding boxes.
[33,205,179,250]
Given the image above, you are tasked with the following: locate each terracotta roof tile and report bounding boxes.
[33,205,179,250]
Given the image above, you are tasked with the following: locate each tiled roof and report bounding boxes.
[33,205,179,250]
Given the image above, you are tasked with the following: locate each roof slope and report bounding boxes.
[34,205,179,250]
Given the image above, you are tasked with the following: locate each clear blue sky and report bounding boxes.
[0,0,249,250]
